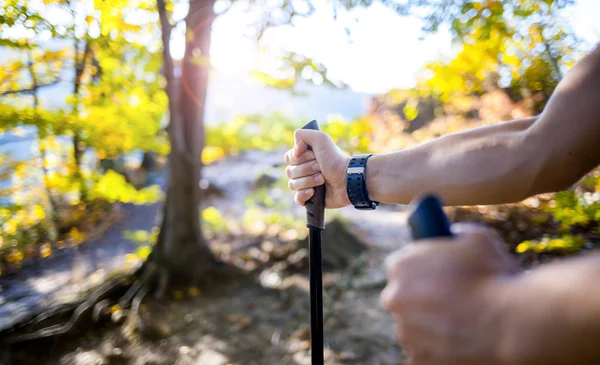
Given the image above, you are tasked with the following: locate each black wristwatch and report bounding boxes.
[346,154,379,210]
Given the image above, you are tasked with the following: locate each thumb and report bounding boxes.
[451,223,504,252]
[293,129,329,157]
[451,222,519,272]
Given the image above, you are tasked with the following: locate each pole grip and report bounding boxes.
[302,120,326,230]
[408,194,453,239]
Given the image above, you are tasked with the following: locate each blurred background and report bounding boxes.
[1,0,599,364]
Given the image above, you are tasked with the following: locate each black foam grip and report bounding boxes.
[301,120,326,230]
[408,194,453,240]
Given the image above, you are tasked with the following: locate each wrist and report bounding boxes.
[488,274,551,365]
[346,154,379,209]
[365,153,384,203]
[340,156,352,207]
[482,276,522,365]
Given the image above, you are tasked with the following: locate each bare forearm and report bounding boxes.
[366,117,540,206]
[494,254,600,365]
[366,46,600,207]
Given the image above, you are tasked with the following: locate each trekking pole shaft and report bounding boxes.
[309,228,324,365]
[301,119,325,365]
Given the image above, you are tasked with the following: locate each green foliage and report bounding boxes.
[512,172,600,256]
[202,206,228,234]
[404,0,579,113]
[1,0,167,158]
[206,114,297,157]
[548,189,600,231]
[123,226,159,264]
[89,170,163,205]
[0,0,167,269]
[205,113,374,163]
[515,234,585,254]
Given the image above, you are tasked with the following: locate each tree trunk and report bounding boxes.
[73,41,90,202]
[153,0,221,280]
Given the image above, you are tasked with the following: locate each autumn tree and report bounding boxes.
[409,0,580,111]
[0,0,165,262]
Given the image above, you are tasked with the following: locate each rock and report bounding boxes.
[251,170,279,190]
[199,179,225,198]
[105,347,129,365]
[63,350,107,365]
[297,218,368,271]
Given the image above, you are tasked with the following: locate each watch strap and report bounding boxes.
[346,154,379,210]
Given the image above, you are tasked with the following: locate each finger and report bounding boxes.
[293,129,328,157]
[288,173,324,192]
[286,160,320,179]
[453,223,521,273]
[384,245,428,280]
[380,282,396,311]
[294,189,314,206]
[451,223,506,254]
[284,148,315,166]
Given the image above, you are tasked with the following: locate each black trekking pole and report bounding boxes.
[301,120,325,365]
[408,193,453,240]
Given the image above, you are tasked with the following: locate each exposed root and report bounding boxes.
[7,276,129,344]
[5,250,244,344]
[29,304,78,329]
[6,262,160,344]
[153,267,169,298]
[128,284,149,333]
[92,279,143,321]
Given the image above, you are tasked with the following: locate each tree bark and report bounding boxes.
[154,0,220,280]
[27,52,61,229]
[73,41,90,202]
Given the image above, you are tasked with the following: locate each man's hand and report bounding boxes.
[381,223,521,365]
[284,129,351,208]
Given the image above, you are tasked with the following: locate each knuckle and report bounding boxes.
[303,161,314,174]
[305,151,315,161]
[284,150,292,165]
[288,179,295,191]
[315,131,327,142]
[380,285,396,310]
[294,193,305,206]
[385,246,417,275]
[381,282,408,311]
[285,165,293,178]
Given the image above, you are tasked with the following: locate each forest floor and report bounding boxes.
[1,150,414,365]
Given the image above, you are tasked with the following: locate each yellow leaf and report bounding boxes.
[136,245,152,260]
[202,146,225,164]
[403,101,419,121]
[40,243,52,258]
[188,287,201,297]
[33,205,46,220]
[124,253,139,264]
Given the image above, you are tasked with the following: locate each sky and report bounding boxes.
[180,0,600,94]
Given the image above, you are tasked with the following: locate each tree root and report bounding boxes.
[6,275,130,343]
[5,250,244,344]
[128,284,149,334]
[6,264,159,344]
